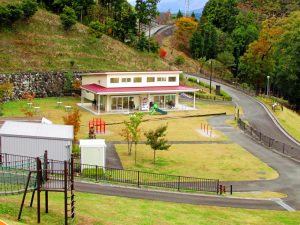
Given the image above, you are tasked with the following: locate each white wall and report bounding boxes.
[81,147,105,168]
[107,74,179,88]
[82,75,107,87]
[0,136,72,161]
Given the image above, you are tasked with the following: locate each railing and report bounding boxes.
[237,118,300,161]
[74,163,219,193]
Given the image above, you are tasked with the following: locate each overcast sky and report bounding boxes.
[128,0,208,12]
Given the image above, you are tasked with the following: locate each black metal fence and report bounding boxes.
[237,118,300,161]
[74,163,220,193]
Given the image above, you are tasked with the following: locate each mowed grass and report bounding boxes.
[2,97,236,141]
[1,192,300,225]
[115,144,278,181]
[258,97,300,142]
[0,9,168,72]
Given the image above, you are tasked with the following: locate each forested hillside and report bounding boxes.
[183,0,300,109]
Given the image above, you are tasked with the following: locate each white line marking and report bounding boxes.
[273,199,295,211]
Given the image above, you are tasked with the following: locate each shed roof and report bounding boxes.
[79,139,106,148]
[0,121,73,140]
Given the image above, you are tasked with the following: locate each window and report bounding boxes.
[147,77,155,82]
[110,78,119,83]
[122,78,131,83]
[157,77,167,82]
[134,77,142,83]
[168,77,176,82]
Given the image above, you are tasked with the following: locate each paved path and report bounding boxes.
[105,143,123,169]
[75,181,283,210]
[189,74,300,149]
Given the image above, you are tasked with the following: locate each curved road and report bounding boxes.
[192,75,300,149]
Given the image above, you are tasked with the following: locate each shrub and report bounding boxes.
[174,55,185,65]
[21,0,38,19]
[0,5,11,27]
[60,6,77,30]
[89,21,104,38]
[188,77,198,83]
[7,3,23,24]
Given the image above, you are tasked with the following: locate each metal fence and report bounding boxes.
[74,163,220,193]
[237,118,300,161]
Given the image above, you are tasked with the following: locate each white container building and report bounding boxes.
[0,121,73,161]
[79,139,106,169]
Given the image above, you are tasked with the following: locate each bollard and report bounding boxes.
[282,143,285,154]
[230,185,233,195]
[223,186,226,194]
[219,185,223,195]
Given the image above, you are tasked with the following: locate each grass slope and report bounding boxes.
[0,9,168,73]
[1,192,300,225]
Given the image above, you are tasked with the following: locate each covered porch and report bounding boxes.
[79,84,199,115]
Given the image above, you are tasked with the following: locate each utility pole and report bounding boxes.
[210,60,212,94]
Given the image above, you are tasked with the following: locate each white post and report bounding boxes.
[193,92,196,109]
[97,94,100,115]
[81,90,84,106]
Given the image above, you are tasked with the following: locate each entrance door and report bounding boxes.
[111,96,131,111]
[153,96,165,108]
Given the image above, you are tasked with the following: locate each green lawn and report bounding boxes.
[258,97,300,142]
[2,97,236,141]
[1,192,300,225]
[115,144,278,181]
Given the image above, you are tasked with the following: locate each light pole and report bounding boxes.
[210,60,212,94]
[267,76,270,97]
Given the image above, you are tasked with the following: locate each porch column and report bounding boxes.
[81,90,84,106]
[106,95,110,112]
[193,92,196,109]
[148,94,151,112]
[97,94,100,115]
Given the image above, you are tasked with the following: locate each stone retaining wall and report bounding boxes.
[0,71,82,101]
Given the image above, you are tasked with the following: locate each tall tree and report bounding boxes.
[176,9,183,19]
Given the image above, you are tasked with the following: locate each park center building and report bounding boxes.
[80,71,199,115]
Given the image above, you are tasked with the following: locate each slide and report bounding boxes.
[155,108,167,115]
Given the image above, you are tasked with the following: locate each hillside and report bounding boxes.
[0,8,170,73]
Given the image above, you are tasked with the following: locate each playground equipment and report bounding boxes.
[200,122,212,137]
[0,152,75,225]
[150,104,167,115]
[88,118,106,134]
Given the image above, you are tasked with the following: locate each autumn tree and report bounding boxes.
[174,17,198,52]
[144,125,171,164]
[0,82,13,116]
[63,108,81,143]
[159,48,167,59]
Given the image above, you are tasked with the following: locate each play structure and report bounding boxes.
[150,103,167,115]
[0,152,75,225]
[88,118,106,135]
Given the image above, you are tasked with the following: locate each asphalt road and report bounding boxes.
[75,181,283,210]
[188,74,300,149]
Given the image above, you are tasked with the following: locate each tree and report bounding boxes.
[63,108,81,143]
[176,10,183,19]
[0,82,13,116]
[175,17,198,52]
[21,0,38,19]
[191,11,196,20]
[144,125,171,164]
[60,6,77,30]
[89,21,104,38]
[119,125,133,156]
[159,48,167,59]
[125,112,144,165]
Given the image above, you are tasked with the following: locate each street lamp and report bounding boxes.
[267,76,270,97]
[210,60,212,94]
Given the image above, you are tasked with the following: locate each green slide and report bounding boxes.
[150,103,167,115]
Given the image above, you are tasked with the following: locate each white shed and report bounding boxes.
[0,121,73,161]
[79,139,106,168]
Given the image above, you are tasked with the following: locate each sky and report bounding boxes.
[128,0,208,13]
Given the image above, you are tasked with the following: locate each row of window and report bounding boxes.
[110,76,177,84]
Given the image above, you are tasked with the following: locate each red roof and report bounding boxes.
[81,84,198,94]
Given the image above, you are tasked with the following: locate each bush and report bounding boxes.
[0,5,11,27]
[174,55,185,65]
[7,3,23,24]
[60,6,77,30]
[188,77,198,83]
[134,32,159,53]
[21,0,38,19]
[89,21,104,38]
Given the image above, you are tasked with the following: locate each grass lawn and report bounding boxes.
[2,97,236,141]
[115,144,278,181]
[1,192,300,225]
[258,97,300,142]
